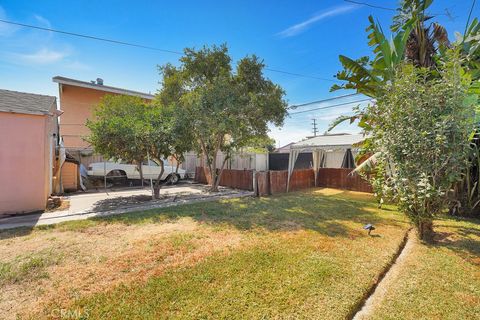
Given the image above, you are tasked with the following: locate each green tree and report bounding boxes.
[330,0,480,221]
[366,59,476,240]
[154,76,194,174]
[157,44,288,191]
[87,95,177,199]
[86,95,149,182]
[143,105,176,198]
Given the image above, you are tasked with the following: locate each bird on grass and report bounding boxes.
[363,224,375,235]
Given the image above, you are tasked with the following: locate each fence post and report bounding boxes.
[252,170,257,195]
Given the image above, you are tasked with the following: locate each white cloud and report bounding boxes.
[17,48,68,64]
[33,14,52,28]
[66,60,91,70]
[277,5,357,38]
[0,6,17,36]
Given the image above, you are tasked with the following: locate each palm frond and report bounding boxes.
[349,151,381,176]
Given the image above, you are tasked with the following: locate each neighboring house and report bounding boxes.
[273,142,294,153]
[52,76,155,164]
[0,89,60,215]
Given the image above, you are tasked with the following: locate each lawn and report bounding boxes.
[0,189,409,319]
[0,188,477,319]
[367,216,480,320]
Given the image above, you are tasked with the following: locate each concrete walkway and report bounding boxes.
[0,184,253,230]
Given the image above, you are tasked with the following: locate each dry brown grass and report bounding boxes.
[313,188,375,202]
[0,218,245,319]
[0,189,410,319]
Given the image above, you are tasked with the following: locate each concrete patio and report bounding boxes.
[0,183,253,230]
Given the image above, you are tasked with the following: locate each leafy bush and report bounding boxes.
[366,58,476,239]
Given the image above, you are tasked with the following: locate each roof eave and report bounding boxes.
[52,76,155,100]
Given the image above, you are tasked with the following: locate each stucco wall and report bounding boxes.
[0,112,49,214]
[59,85,108,149]
[59,85,154,152]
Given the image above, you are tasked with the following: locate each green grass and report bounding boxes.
[8,189,402,235]
[53,189,410,319]
[369,216,480,320]
[6,189,476,319]
[0,249,62,284]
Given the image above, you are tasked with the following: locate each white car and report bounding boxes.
[87,160,185,184]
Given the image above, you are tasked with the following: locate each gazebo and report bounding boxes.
[286,133,365,191]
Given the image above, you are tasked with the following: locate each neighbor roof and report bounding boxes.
[0,89,56,116]
[52,76,155,100]
[291,133,365,150]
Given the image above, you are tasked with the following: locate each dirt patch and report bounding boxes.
[46,197,70,212]
[0,219,245,319]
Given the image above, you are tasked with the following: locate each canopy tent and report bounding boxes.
[341,148,356,169]
[286,134,365,192]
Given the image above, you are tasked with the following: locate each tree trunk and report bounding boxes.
[137,162,144,187]
[153,160,165,199]
[211,156,229,192]
[418,219,434,242]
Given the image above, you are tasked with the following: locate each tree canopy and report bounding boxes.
[157,44,288,191]
[86,95,189,198]
[330,0,480,239]
[86,95,150,180]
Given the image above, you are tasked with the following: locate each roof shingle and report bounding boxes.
[0,89,56,115]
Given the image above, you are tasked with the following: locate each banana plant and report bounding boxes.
[455,18,480,81]
[331,16,413,98]
[330,0,449,130]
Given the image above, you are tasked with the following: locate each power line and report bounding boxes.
[0,18,338,83]
[343,0,395,11]
[345,0,454,18]
[264,68,337,82]
[289,98,372,115]
[0,18,182,55]
[289,93,361,109]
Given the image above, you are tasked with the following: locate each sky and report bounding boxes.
[0,0,477,146]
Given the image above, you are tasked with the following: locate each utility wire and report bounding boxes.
[0,18,183,55]
[345,0,454,18]
[343,0,395,11]
[263,68,337,82]
[0,18,338,83]
[289,98,372,115]
[289,93,361,109]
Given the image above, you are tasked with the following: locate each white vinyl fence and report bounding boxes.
[181,151,268,174]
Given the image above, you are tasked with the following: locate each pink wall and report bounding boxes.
[0,112,50,214]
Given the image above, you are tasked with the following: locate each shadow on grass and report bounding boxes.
[433,216,480,263]
[90,190,407,237]
[0,226,35,241]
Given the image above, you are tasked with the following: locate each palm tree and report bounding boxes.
[332,0,449,97]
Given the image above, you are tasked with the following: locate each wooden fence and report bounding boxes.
[257,168,372,195]
[260,169,315,195]
[195,167,372,194]
[317,168,372,193]
[194,167,253,191]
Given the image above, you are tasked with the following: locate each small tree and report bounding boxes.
[143,105,175,198]
[157,44,288,191]
[87,96,178,199]
[86,95,149,181]
[367,58,476,240]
